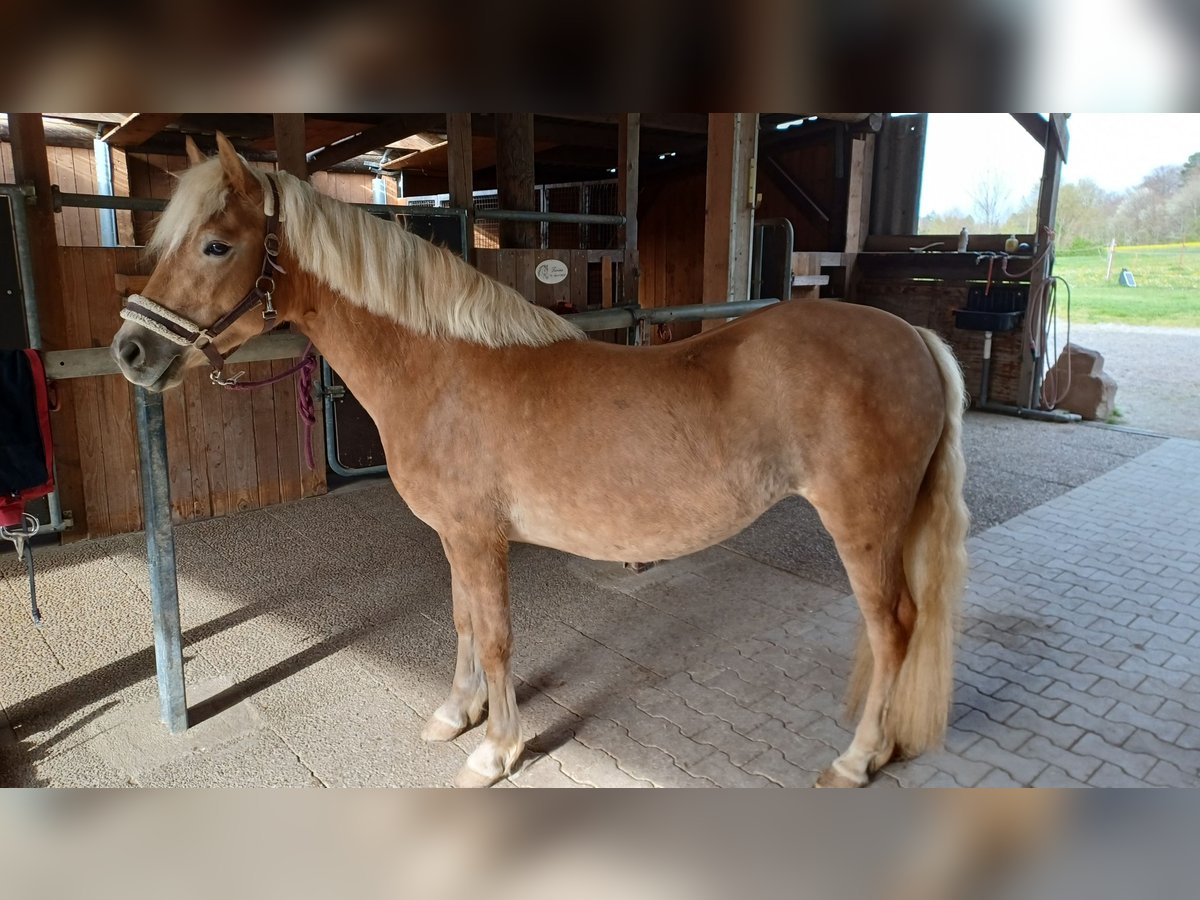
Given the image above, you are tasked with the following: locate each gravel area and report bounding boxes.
[1056,322,1200,440]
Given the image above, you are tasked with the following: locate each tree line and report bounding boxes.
[920,152,1200,252]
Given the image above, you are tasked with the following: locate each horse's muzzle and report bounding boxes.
[111,321,183,392]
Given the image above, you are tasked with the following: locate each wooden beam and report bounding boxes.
[102,114,180,147]
[843,133,875,287]
[548,113,708,134]
[1049,113,1070,163]
[307,116,427,173]
[762,156,830,224]
[869,113,926,235]
[618,114,640,306]
[494,113,537,250]
[7,113,87,538]
[446,113,474,261]
[1019,123,1066,407]
[1011,113,1069,163]
[1010,113,1049,149]
[701,113,759,325]
[273,114,308,180]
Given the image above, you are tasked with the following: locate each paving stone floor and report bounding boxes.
[1,415,1196,787]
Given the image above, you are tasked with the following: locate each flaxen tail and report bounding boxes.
[892,327,969,754]
[846,328,970,755]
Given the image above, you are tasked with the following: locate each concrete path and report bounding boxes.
[1063,322,1200,440]
[1,420,1195,787]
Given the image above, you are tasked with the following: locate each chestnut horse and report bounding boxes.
[112,134,968,788]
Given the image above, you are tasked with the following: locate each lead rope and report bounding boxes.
[222,342,319,470]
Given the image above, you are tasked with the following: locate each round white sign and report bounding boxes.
[535,259,569,285]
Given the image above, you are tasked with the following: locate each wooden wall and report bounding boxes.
[638,168,706,342]
[636,133,843,344]
[475,249,616,310]
[756,137,840,252]
[850,252,1033,407]
[2,141,356,538]
[55,248,324,538]
[0,143,133,246]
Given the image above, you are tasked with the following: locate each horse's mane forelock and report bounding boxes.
[150,158,585,349]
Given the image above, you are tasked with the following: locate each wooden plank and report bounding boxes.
[197,362,229,517]
[854,252,1034,283]
[307,116,420,173]
[844,135,872,254]
[1010,114,1049,150]
[519,252,538,305]
[50,148,79,246]
[297,371,326,499]
[496,250,518,294]
[83,250,142,534]
[1049,114,1069,163]
[219,380,259,514]
[870,114,926,235]
[494,113,537,249]
[1020,127,1066,406]
[618,113,640,306]
[248,361,282,509]
[178,372,213,520]
[863,234,1036,253]
[702,113,759,323]
[474,249,498,281]
[44,332,312,379]
[59,249,110,535]
[102,114,180,148]
[446,113,474,259]
[8,113,88,538]
[569,250,588,310]
[110,148,135,245]
[269,357,302,504]
[273,114,308,179]
[71,147,102,247]
[161,361,194,522]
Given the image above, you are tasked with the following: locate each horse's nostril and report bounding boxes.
[118,337,145,368]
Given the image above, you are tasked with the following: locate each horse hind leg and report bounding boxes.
[816,528,912,788]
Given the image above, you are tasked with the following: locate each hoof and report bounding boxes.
[454,763,505,789]
[453,738,524,788]
[815,765,868,788]
[421,708,472,743]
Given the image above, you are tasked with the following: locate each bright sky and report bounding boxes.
[920,113,1200,217]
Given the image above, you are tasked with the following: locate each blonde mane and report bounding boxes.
[150,158,584,348]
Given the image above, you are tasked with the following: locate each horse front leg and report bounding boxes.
[421,537,488,742]
[439,529,524,788]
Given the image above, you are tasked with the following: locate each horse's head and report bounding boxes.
[112,132,280,391]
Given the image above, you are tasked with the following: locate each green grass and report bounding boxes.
[1052,245,1200,327]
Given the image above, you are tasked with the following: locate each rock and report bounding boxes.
[1045,343,1117,421]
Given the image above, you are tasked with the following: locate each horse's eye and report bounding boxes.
[204,241,231,257]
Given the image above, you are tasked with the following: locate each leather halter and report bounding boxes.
[120,174,286,386]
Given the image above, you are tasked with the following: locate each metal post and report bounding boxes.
[134,386,188,733]
[3,184,65,533]
[92,134,119,247]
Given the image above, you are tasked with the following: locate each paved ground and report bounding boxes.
[1,412,1195,787]
[1062,322,1200,440]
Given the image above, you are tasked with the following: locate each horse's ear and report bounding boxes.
[184,135,206,166]
[215,131,253,197]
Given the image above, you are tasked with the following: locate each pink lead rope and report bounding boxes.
[223,342,319,470]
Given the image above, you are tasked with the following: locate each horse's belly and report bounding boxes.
[507,489,781,562]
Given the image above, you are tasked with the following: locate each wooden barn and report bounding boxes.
[7,112,1200,795]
